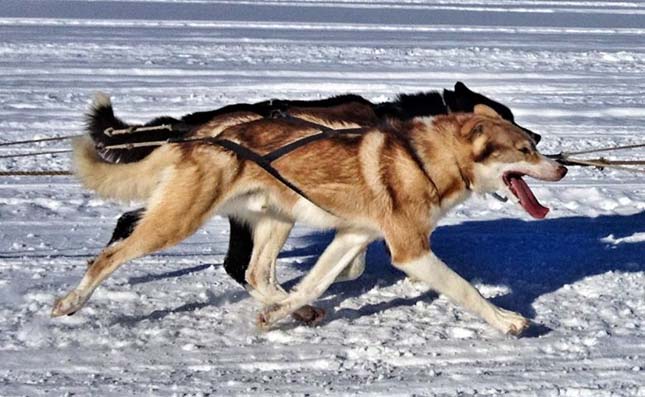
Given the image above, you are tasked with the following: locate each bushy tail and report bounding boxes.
[74,93,182,202]
[72,136,176,202]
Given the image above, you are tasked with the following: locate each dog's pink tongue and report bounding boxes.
[509,175,549,219]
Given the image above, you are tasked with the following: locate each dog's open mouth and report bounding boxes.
[502,172,549,219]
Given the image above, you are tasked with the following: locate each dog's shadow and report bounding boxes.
[280,211,644,327]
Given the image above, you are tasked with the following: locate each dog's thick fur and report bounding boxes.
[88,83,541,298]
[54,104,565,335]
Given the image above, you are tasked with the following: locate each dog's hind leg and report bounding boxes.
[52,162,232,317]
[82,208,145,269]
[257,230,373,329]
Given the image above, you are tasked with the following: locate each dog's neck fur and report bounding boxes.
[406,115,474,210]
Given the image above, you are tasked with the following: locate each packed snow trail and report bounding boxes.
[1,1,644,395]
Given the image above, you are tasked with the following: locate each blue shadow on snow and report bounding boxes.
[279,211,644,322]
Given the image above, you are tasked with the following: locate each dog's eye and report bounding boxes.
[519,146,531,155]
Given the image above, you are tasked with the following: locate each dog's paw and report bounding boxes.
[51,290,87,317]
[291,305,326,326]
[493,308,530,336]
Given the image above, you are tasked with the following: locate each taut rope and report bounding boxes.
[546,142,645,173]
[0,170,73,176]
[0,134,82,146]
[0,149,73,159]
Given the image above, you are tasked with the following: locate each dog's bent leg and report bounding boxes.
[390,245,529,336]
[52,164,230,317]
[257,230,373,329]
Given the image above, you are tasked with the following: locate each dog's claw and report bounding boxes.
[257,304,326,329]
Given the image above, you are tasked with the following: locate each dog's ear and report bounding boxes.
[474,104,501,119]
[454,81,472,94]
[446,84,474,113]
[460,117,487,141]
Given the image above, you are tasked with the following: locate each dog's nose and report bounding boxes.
[557,165,568,179]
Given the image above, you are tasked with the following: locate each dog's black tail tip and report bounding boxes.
[85,92,135,153]
[85,92,130,142]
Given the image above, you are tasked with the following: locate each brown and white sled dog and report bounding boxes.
[80,83,541,324]
[53,100,566,335]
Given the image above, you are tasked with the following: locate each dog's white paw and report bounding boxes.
[492,308,530,336]
[51,290,87,317]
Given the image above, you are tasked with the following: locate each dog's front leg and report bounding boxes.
[392,250,529,336]
[257,230,373,329]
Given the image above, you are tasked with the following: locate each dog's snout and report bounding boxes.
[557,165,568,179]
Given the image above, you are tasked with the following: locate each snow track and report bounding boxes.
[1,1,643,395]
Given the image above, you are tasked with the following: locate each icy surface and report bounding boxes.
[0,0,644,395]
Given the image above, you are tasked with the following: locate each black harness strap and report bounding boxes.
[210,138,314,203]
[264,127,365,162]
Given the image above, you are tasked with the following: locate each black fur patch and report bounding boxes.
[375,92,448,120]
[264,94,372,108]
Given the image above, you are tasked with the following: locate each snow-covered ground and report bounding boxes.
[1,0,644,395]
